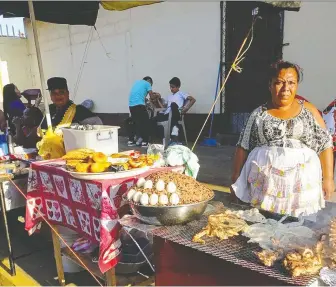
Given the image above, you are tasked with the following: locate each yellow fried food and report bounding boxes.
[75,163,91,173]
[192,211,248,244]
[66,160,85,168]
[90,162,111,173]
[92,152,108,163]
[128,159,144,168]
[110,153,130,159]
[62,148,94,160]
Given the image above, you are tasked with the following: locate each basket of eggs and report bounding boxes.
[125,171,215,226]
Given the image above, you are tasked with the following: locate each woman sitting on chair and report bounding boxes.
[152,77,195,144]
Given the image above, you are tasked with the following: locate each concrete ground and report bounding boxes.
[0,137,233,286]
[118,137,235,187]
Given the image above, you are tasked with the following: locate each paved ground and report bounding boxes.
[118,137,235,187]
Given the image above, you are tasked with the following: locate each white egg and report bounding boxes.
[167,182,177,193]
[127,189,136,200]
[144,180,153,189]
[140,193,149,205]
[149,194,159,206]
[159,194,169,205]
[137,177,146,188]
[132,191,142,203]
[169,193,180,205]
[155,180,165,192]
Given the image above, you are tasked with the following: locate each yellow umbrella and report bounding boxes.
[101,1,162,11]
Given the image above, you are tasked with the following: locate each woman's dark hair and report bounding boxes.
[3,83,19,120]
[143,76,153,84]
[269,60,303,83]
[169,77,181,87]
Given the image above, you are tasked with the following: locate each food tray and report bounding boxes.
[128,196,214,226]
[68,166,149,180]
[120,206,319,286]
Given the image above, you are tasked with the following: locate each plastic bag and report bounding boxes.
[36,128,66,159]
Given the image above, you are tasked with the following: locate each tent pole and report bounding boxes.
[28,0,52,128]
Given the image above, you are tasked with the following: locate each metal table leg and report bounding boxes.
[0,181,16,275]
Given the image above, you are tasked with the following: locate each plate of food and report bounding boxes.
[124,171,215,225]
[62,148,157,180]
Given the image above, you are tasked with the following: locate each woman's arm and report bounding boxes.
[231,147,248,183]
[304,101,335,199]
[319,147,334,200]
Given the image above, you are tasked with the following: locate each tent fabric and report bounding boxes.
[101,1,161,11]
[0,1,99,26]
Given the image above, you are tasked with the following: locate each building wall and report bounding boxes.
[283,2,336,110]
[25,2,220,115]
[0,37,33,105]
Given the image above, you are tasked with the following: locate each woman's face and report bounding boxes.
[270,68,298,107]
[14,86,21,98]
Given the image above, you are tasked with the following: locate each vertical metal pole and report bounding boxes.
[0,181,16,275]
[28,0,52,128]
[219,1,224,115]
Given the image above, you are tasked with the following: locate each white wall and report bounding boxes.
[25,2,220,114]
[283,2,336,110]
[0,37,33,105]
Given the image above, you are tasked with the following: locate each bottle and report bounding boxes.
[6,127,14,155]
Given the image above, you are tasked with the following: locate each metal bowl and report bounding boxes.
[129,196,214,226]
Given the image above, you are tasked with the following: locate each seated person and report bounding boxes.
[0,109,6,132]
[152,77,196,142]
[13,107,43,149]
[41,77,102,129]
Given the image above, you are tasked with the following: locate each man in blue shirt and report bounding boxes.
[128,76,160,147]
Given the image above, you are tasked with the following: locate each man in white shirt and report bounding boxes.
[152,77,196,143]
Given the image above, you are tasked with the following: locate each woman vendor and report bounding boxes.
[231,60,334,217]
[41,77,102,129]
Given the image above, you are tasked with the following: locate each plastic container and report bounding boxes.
[0,133,8,156]
[61,125,120,154]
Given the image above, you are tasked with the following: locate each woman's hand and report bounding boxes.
[322,178,335,200]
[12,116,22,126]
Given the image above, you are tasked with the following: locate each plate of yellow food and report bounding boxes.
[62,149,156,180]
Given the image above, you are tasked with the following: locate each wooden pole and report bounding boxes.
[28,0,52,128]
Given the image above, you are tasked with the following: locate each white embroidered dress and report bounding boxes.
[232,102,332,217]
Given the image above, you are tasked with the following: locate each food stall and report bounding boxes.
[22,122,188,285]
[119,175,336,286]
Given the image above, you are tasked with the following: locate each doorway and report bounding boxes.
[222,1,284,134]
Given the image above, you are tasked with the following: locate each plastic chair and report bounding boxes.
[154,108,188,148]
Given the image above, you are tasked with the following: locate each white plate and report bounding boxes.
[68,166,150,180]
[107,158,129,164]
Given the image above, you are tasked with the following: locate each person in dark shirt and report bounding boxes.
[13,107,43,148]
[41,77,102,129]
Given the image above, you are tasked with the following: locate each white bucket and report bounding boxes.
[58,226,84,273]
[62,125,120,154]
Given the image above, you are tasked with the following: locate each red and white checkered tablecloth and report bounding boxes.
[24,159,183,273]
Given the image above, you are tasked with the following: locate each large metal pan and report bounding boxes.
[129,196,214,226]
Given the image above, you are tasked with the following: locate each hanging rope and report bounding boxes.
[72,26,94,101]
[191,16,261,151]
[94,26,116,61]
[7,176,104,287]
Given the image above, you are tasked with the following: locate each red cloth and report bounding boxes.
[25,159,183,273]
